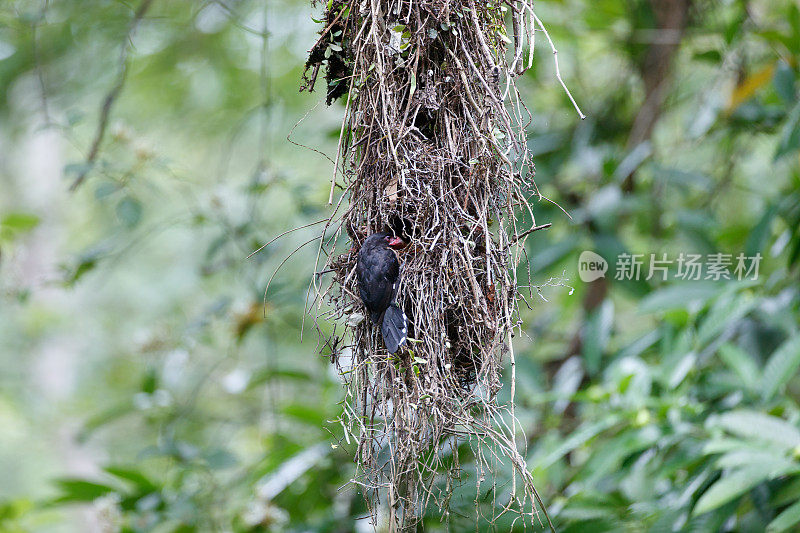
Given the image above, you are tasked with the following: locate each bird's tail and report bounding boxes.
[381,304,407,354]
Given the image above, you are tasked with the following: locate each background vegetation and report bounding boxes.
[1,0,799,531]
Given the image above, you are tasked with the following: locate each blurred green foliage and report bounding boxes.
[1,0,800,531]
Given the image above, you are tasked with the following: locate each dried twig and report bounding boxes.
[528,8,586,120]
[511,222,552,244]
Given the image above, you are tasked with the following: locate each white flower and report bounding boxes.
[92,493,123,533]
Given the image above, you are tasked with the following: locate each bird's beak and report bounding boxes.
[388,236,406,249]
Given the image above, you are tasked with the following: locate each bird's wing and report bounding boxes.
[357,248,395,321]
[387,257,400,303]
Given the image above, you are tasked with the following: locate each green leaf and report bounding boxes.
[53,479,117,503]
[141,368,158,394]
[532,417,620,469]
[283,404,327,426]
[773,476,800,507]
[654,166,713,192]
[790,4,800,54]
[528,235,580,273]
[715,449,795,471]
[63,256,98,286]
[103,466,158,491]
[0,212,40,243]
[774,61,797,105]
[116,197,142,228]
[61,245,110,286]
[639,283,722,313]
[582,300,614,375]
[703,437,751,455]
[551,357,584,415]
[768,499,800,532]
[63,161,94,178]
[668,352,696,388]
[77,402,136,442]
[694,50,722,63]
[775,101,800,160]
[0,499,33,522]
[692,466,775,516]
[616,330,660,361]
[205,449,238,470]
[718,344,761,390]
[580,427,660,486]
[247,368,314,390]
[697,293,755,345]
[746,204,777,257]
[715,410,800,450]
[762,335,800,400]
[94,182,119,199]
[789,230,800,270]
[1,212,40,232]
[66,109,84,126]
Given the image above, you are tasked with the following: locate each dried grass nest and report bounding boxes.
[300,0,577,529]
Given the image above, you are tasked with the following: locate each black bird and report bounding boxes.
[356,232,408,354]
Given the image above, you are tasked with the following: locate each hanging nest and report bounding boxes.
[303,0,560,529]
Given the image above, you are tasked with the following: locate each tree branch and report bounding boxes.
[69,0,155,192]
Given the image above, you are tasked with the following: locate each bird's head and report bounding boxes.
[364,232,406,251]
[384,234,406,249]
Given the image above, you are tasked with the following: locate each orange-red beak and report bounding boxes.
[388,236,406,249]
